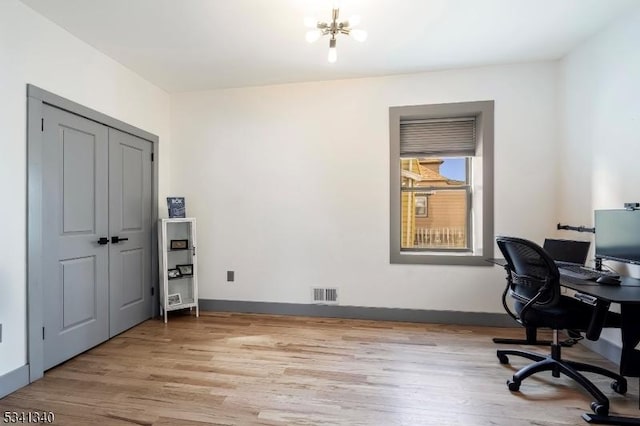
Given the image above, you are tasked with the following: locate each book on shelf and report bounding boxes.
[167,197,186,218]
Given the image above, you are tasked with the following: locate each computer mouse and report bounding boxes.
[596,276,621,286]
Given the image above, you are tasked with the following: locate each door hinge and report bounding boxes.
[42,327,45,340]
[151,152,154,162]
[151,287,155,296]
[41,118,44,132]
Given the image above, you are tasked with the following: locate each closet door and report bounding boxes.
[108,128,153,336]
[42,105,110,370]
[42,106,154,370]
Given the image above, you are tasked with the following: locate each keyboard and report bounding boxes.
[558,264,620,281]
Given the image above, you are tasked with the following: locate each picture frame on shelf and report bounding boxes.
[167,293,182,306]
[176,264,193,276]
[170,239,189,250]
[167,268,182,279]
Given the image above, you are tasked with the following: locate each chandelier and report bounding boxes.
[304,8,367,63]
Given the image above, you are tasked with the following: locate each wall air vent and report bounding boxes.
[311,287,339,304]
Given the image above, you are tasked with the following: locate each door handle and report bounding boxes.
[97,237,109,245]
[111,236,129,244]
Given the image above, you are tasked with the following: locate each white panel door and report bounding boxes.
[108,128,152,336]
[42,105,110,370]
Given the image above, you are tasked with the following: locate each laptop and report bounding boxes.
[542,238,590,267]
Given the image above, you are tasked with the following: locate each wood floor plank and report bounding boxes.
[1,312,638,425]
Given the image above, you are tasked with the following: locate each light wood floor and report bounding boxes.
[1,312,639,425]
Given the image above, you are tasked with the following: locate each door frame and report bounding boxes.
[27,84,160,382]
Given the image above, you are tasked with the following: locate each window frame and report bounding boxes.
[389,101,494,266]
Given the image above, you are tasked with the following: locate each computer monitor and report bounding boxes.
[543,238,590,265]
[595,209,640,265]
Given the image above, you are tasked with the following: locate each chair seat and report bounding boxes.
[515,296,621,331]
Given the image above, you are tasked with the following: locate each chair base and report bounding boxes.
[497,346,627,417]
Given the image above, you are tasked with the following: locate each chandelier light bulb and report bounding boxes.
[328,39,337,63]
[328,47,337,63]
[303,17,317,28]
[305,30,321,43]
[351,29,368,42]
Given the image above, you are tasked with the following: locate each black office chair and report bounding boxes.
[495,236,626,416]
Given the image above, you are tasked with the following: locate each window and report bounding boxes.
[389,101,494,265]
[414,194,428,217]
[402,158,470,250]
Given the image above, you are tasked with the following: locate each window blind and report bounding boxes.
[400,117,476,157]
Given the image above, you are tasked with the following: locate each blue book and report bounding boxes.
[167,197,186,218]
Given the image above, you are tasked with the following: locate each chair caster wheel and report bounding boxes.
[497,353,509,364]
[611,379,627,395]
[590,402,609,416]
[507,379,520,391]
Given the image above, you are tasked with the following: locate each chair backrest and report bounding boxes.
[496,236,561,310]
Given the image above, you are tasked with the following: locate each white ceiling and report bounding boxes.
[19,0,639,93]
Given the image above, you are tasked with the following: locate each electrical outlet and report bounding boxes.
[227,271,235,282]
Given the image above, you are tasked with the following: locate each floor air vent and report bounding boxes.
[312,287,339,304]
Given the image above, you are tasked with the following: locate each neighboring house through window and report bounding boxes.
[389,101,494,265]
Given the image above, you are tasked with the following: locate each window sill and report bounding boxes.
[391,251,492,266]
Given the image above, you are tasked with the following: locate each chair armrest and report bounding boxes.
[500,269,519,323]
[585,300,612,341]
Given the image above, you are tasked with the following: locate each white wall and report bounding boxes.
[0,0,171,376]
[559,6,640,222]
[558,6,640,347]
[171,62,559,313]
